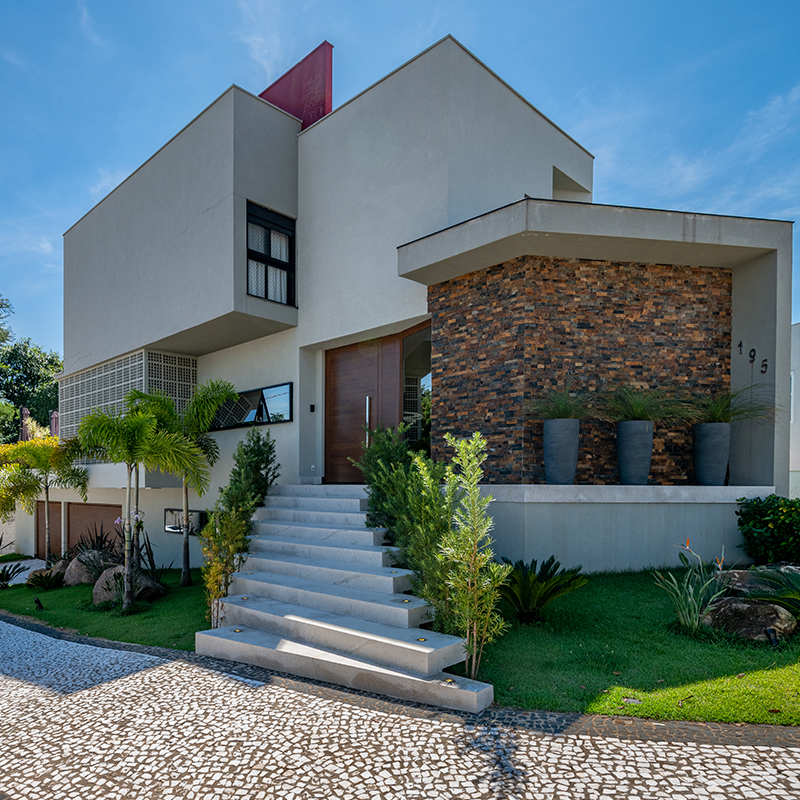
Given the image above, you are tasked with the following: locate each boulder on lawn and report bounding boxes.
[26,567,51,585]
[92,565,166,605]
[701,597,797,642]
[49,559,69,577]
[64,552,100,586]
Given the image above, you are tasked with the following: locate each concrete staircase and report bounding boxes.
[195,484,493,713]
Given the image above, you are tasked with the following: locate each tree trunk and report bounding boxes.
[123,466,134,612]
[180,480,192,587]
[44,484,51,565]
[133,465,141,569]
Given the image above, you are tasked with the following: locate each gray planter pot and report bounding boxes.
[616,420,654,485]
[543,418,580,485]
[693,422,731,486]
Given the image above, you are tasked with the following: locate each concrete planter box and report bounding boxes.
[542,418,580,485]
[693,422,731,486]
[616,420,654,485]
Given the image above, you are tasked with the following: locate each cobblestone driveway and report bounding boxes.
[1,617,799,799]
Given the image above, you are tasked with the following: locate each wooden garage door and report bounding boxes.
[35,501,62,560]
[67,503,123,551]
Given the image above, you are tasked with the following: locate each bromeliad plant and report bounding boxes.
[499,556,588,624]
[653,540,730,632]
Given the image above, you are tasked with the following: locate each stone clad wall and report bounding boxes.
[428,255,732,484]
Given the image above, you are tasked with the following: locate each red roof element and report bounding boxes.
[259,41,333,130]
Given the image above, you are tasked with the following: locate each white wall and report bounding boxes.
[296,36,593,351]
[790,322,800,497]
[63,87,300,376]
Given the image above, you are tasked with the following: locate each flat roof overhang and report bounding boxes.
[398,198,793,285]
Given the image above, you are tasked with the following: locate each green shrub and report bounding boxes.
[736,495,800,564]
[653,541,729,632]
[438,432,511,680]
[499,556,588,623]
[384,453,459,632]
[26,570,64,590]
[352,425,413,531]
[220,428,280,515]
[526,380,591,420]
[199,502,251,628]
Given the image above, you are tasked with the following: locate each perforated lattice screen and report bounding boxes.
[59,351,146,441]
[403,376,422,441]
[58,350,198,445]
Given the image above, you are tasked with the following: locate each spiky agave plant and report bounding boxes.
[690,385,775,424]
[527,381,592,420]
[598,385,690,424]
[499,555,588,624]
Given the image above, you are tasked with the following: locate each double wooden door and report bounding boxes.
[324,322,429,483]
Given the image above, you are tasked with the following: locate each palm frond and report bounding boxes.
[142,430,210,495]
[0,463,42,518]
[126,389,181,432]
[182,380,238,437]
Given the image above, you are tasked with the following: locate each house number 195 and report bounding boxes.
[737,341,768,373]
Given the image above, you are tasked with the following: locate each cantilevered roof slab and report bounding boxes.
[397,197,792,285]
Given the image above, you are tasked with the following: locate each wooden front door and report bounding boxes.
[325,336,402,483]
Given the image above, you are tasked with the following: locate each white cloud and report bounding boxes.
[235,0,285,82]
[78,1,108,48]
[89,168,129,197]
[1,50,25,68]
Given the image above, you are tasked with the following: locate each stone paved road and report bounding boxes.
[1,617,799,800]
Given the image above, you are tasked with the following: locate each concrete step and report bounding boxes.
[254,507,368,528]
[242,554,412,593]
[251,520,386,547]
[270,485,367,499]
[195,625,493,714]
[221,595,464,676]
[249,535,398,567]
[263,495,367,513]
[230,571,428,628]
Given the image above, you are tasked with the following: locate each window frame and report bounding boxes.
[246,202,296,307]
[209,381,294,432]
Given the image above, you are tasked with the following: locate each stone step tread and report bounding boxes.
[244,553,408,578]
[262,496,366,510]
[251,523,385,547]
[253,519,386,535]
[270,485,367,498]
[195,625,492,713]
[249,536,396,565]
[254,508,369,526]
[232,570,427,611]
[222,594,464,669]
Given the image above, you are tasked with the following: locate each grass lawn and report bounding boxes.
[0,553,33,563]
[474,570,800,726]
[0,568,207,651]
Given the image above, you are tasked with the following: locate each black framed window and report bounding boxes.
[247,203,296,306]
[210,382,293,431]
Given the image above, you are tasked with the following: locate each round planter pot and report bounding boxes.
[693,422,731,486]
[616,420,654,485]
[543,418,580,485]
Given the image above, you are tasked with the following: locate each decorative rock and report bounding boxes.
[92,565,166,604]
[64,553,99,586]
[25,568,51,585]
[701,597,797,642]
[50,559,69,577]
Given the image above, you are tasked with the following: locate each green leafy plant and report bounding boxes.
[653,540,730,632]
[597,385,690,424]
[736,495,800,564]
[352,424,414,532]
[437,432,512,680]
[690,385,775,424]
[744,568,800,618]
[0,561,27,589]
[499,556,588,623]
[26,569,65,590]
[527,381,592,420]
[199,502,251,628]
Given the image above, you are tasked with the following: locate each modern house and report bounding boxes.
[791,322,799,498]
[11,36,793,709]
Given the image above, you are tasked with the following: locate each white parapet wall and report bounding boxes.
[485,485,774,574]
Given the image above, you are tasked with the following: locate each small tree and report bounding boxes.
[220,428,280,515]
[79,410,209,611]
[438,432,511,680]
[0,436,88,562]
[0,338,62,428]
[127,379,238,586]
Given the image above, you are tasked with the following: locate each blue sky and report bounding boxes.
[1,0,799,357]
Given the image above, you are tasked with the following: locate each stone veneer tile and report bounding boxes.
[429,255,731,484]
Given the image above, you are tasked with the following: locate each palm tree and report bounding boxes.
[127,379,237,586]
[0,436,88,563]
[78,409,209,611]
